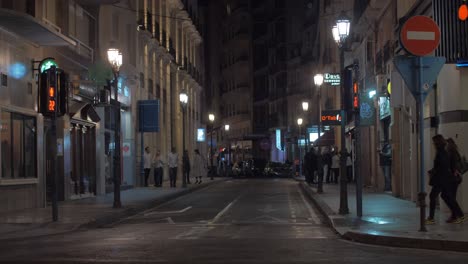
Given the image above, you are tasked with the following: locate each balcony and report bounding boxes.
[0,8,75,46]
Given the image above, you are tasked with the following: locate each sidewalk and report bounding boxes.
[0,177,226,240]
[299,180,468,252]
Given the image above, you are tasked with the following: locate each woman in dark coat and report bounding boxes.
[446,138,465,221]
[426,135,464,224]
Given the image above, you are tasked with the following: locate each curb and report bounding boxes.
[299,181,468,253]
[81,178,228,229]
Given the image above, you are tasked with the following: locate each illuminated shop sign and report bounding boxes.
[324,73,340,86]
[321,110,342,126]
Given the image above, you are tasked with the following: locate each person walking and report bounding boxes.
[379,142,392,191]
[143,147,152,187]
[168,148,178,188]
[153,150,165,187]
[323,148,332,183]
[446,138,465,222]
[303,149,312,183]
[331,150,340,184]
[183,150,191,184]
[192,149,207,184]
[426,135,464,225]
[316,147,324,186]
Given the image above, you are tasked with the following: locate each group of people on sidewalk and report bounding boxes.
[303,146,353,185]
[427,135,466,224]
[143,147,208,188]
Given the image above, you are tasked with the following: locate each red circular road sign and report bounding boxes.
[400,16,441,56]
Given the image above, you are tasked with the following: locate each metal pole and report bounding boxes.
[299,126,302,178]
[339,48,349,215]
[113,73,122,208]
[355,105,362,217]
[417,57,427,232]
[52,113,58,221]
[317,86,323,193]
[182,107,187,188]
[141,132,144,187]
[210,126,214,180]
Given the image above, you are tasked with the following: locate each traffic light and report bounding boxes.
[39,66,57,116]
[352,81,359,111]
[459,1,467,21]
[39,66,68,117]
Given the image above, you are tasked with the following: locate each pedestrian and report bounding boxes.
[153,150,165,187]
[143,147,152,187]
[323,147,332,183]
[183,150,191,184]
[379,142,392,191]
[331,150,340,184]
[446,138,465,221]
[426,135,465,225]
[192,149,207,184]
[307,148,317,184]
[303,149,312,183]
[346,149,353,183]
[168,147,178,188]
[316,147,324,186]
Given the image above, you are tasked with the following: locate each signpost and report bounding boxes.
[395,16,444,232]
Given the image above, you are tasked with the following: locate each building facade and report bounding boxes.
[0,0,205,213]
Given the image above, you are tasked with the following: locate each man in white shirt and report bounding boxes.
[143,147,152,187]
[168,147,179,187]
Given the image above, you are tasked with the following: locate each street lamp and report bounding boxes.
[314,73,324,193]
[302,101,309,112]
[209,113,215,180]
[107,47,123,208]
[297,118,303,178]
[333,12,351,215]
[179,90,188,188]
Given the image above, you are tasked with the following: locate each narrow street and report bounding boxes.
[1,179,467,263]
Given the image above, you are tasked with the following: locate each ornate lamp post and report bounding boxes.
[179,90,188,188]
[297,117,303,178]
[224,124,230,176]
[209,113,215,180]
[332,12,351,215]
[107,47,123,208]
[302,101,309,147]
[314,73,324,193]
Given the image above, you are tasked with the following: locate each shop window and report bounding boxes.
[1,111,36,179]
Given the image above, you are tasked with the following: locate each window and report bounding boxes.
[1,111,36,179]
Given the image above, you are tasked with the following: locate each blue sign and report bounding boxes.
[138,100,160,132]
[197,128,206,142]
[393,56,445,102]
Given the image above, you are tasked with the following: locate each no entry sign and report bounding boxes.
[400,16,441,56]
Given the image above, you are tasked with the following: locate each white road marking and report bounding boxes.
[258,204,277,213]
[209,193,243,224]
[407,31,435,40]
[166,217,175,224]
[298,189,319,224]
[173,226,214,240]
[144,206,192,216]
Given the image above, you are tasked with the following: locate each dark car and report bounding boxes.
[264,162,293,178]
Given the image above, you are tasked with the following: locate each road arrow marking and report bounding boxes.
[258,204,277,214]
[144,206,192,216]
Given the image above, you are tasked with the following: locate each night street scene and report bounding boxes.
[1,0,468,263]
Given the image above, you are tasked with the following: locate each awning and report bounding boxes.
[315,130,335,147]
[0,8,76,46]
[69,102,101,123]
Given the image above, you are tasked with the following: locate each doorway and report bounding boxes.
[70,123,96,197]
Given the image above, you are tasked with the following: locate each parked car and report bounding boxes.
[264,162,293,178]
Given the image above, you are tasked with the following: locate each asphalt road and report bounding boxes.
[1,179,468,263]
